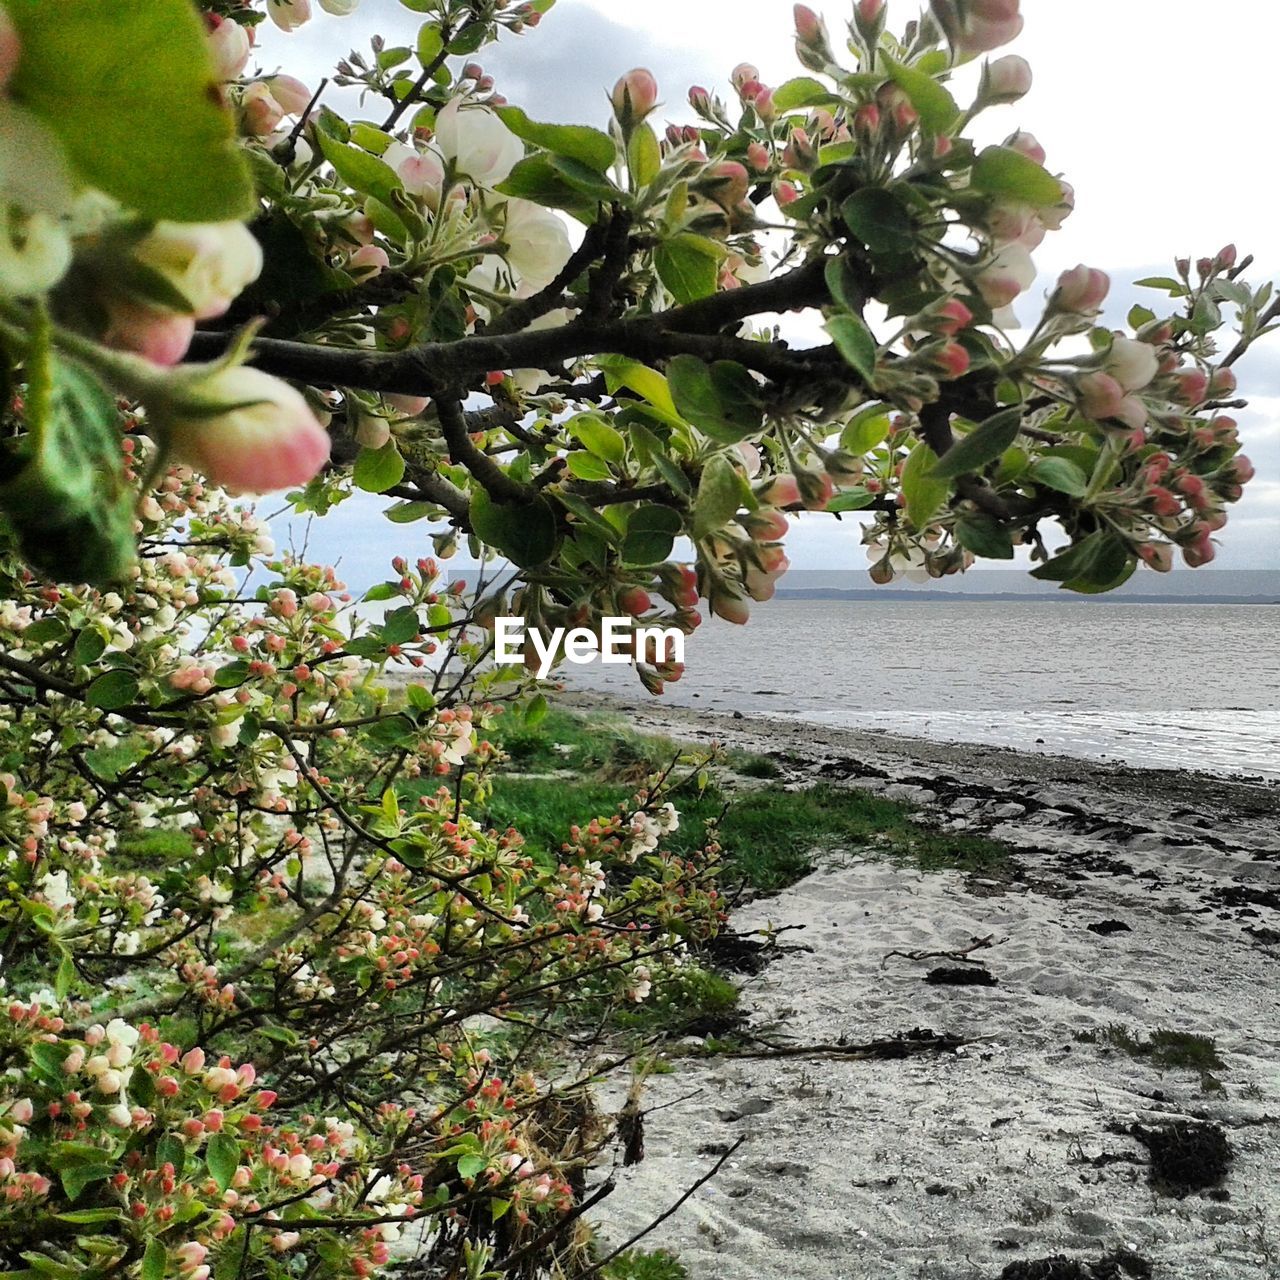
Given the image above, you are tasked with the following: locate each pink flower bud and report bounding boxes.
[760,474,801,507]
[1171,367,1209,405]
[1105,335,1159,392]
[1215,243,1238,270]
[266,75,312,116]
[101,299,196,366]
[853,103,881,138]
[1227,454,1255,484]
[130,222,263,321]
[954,0,1024,55]
[240,82,284,136]
[699,160,750,210]
[1054,265,1109,314]
[1182,529,1216,567]
[1039,180,1074,231]
[775,180,800,207]
[1209,366,1237,397]
[856,0,885,24]
[930,341,971,379]
[205,15,251,82]
[985,54,1032,101]
[794,5,824,43]
[1076,371,1126,421]
[619,587,652,616]
[730,64,759,92]
[1137,542,1174,573]
[711,591,750,625]
[746,141,771,172]
[688,85,712,114]
[1003,129,1045,165]
[155,365,331,495]
[611,68,659,128]
[975,243,1036,308]
[8,1098,33,1124]
[929,298,973,335]
[267,0,312,32]
[348,244,389,278]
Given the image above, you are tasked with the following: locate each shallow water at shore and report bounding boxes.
[564,600,1280,779]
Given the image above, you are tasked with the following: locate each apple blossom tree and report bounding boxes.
[0,0,1275,1275]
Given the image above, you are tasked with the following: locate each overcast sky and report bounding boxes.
[264,0,1279,585]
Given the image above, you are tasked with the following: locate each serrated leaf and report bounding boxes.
[621,504,682,565]
[205,1133,240,1194]
[1133,276,1187,296]
[901,441,948,529]
[840,405,892,455]
[381,606,420,645]
[59,1162,114,1203]
[494,105,616,172]
[771,76,839,112]
[567,413,625,463]
[317,132,403,206]
[667,356,761,443]
[841,187,915,253]
[416,23,444,65]
[597,356,681,424]
[566,451,611,480]
[1029,457,1088,496]
[884,55,959,133]
[141,1240,166,1280]
[457,1153,487,1180]
[497,156,600,218]
[627,122,661,187]
[468,490,558,567]
[384,500,434,523]
[954,514,1014,559]
[971,145,1064,208]
[825,314,878,386]
[692,454,745,539]
[85,670,139,711]
[655,234,722,304]
[929,408,1023,479]
[354,441,406,493]
[4,0,252,221]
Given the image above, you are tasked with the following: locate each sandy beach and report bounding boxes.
[568,694,1280,1280]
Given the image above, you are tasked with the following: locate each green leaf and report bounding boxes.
[824,256,865,314]
[667,356,762,443]
[141,1240,166,1280]
[417,23,444,65]
[627,123,662,187]
[929,408,1023,479]
[1133,276,1187,296]
[840,406,891,455]
[841,188,915,253]
[1029,457,1088,497]
[901,442,948,529]
[597,356,681,424]
[954,514,1014,559]
[54,951,75,1000]
[59,1163,114,1203]
[317,132,403,206]
[827,488,876,513]
[497,157,600,218]
[971,145,1064,208]
[655,233,723,304]
[621,504,682,565]
[771,76,839,112]
[72,628,107,668]
[384,500,434,523]
[825,314,878,386]
[693,454,745,539]
[469,491,558,568]
[0,359,136,586]
[4,0,252,221]
[546,154,620,202]
[381,606,420,646]
[566,451,611,480]
[54,1208,127,1225]
[205,1133,240,1195]
[1031,530,1134,592]
[457,1154,487,1180]
[85,670,139,711]
[567,413,625,463]
[884,55,959,133]
[494,105,616,172]
[354,441,406,493]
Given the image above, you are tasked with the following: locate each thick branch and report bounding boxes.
[436,397,531,504]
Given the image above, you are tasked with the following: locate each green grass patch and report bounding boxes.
[1075,1024,1225,1073]
[485,708,1012,892]
[613,964,739,1036]
[603,1250,688,1280]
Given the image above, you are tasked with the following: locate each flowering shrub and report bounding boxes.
[0,455,724,1276]
[0,0,1271,674]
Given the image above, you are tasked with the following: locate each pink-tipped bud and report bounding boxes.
[794,4,824,43]
[266,75,312,116]
[928,298,974,336]
[760,474,802,507]
[699,160,750,210]
[730,63,759,92]
[985,54,1032,102]
[611,68,659,129]
[1137,542,1174,573]
[1227,454,1255,484]
[746,141,771,172]
[205,15,251,83]
[348,244,389,278]
[1209,366,1238,397]
[1171,367,1209,406]
[688,85,712,115]
[1003,129,1045,165]
[856,0,885,25]
[930,341,971,379]
[618,587,652,616]
[853,103,881,138]
[1054,265,1110,315]
[1076,371,1126,422]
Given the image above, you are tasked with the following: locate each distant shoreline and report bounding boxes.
[771,589,1280,604]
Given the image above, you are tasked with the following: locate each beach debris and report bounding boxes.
[1087,919,1132,935]
[726,1027,975,1061]
[882,932,1002,968]
[1122,1119,1233,1195]
[999,1249,1152,1279]
[925,965,998,986]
